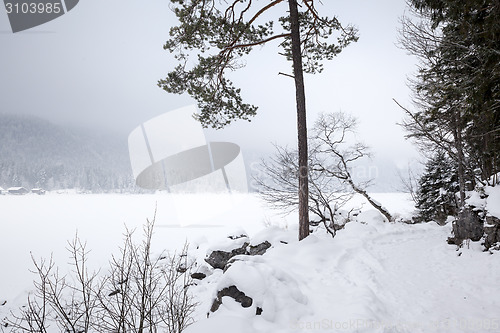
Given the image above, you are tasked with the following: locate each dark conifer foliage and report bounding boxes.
[400,0,500,202]
[400,0,499,242]
[415,151,459,223]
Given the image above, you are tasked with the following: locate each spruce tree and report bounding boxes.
[400,0,500,192]
[415,151,459,224]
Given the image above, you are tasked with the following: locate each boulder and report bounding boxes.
[223,257,241,273]
[452,207,484,244]
[484,215,500,250]
[205,240,273,270]
[247,241,271,256]
[205,242,248,270]
[191,272,207,280]
[210,285,253,312]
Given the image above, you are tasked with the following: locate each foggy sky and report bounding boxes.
[0,0,419,170]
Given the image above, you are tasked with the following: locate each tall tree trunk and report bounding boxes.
[452,109,466,207]
[288,0,309,240]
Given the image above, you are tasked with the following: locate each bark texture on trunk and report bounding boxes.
[288,0,310,240]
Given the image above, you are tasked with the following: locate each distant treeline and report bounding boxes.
[0,114,137,192]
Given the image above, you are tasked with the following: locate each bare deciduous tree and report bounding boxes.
[311,113,393,222]
[396,162,421,204]
[2,215,196,333]
[255,143,354,237]
[255,112,393,236]
[4,237,100,333]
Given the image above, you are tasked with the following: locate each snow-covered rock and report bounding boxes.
[453,182,500,248]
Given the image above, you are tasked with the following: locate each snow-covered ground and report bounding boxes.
[1,192,499,332]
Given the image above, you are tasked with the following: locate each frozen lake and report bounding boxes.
[0,192,413,304]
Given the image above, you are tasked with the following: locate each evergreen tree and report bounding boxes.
[415,151,459,224]
[160,0,358,240]
[399,0,499,243]
[399,0,500,205]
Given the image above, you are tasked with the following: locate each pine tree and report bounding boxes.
[159,0,358,240]
[415,151,459,224]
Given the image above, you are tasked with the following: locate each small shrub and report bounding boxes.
[2,214,197,333]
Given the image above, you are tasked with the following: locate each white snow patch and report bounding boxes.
[1,193,499,333]
[485,185,500,219]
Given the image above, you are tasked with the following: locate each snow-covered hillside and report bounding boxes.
[0,193,499,332]
[187,215,500,333]
[0,114,134,192]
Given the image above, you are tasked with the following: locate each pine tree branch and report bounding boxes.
[248,0,285,26]
[221,33,291,52]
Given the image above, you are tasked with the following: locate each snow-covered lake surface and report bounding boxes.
[1,192,499,332]
[0,192,271,300]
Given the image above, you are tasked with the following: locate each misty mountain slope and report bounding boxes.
[0,114,134,191]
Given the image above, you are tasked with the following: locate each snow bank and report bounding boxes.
[214,257,308,323]
[187,210,500,333]
[485,185,500,219]
[1,193,499,333]
[465,183,500,219]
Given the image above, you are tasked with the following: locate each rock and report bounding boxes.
[447,236,460,246]
[228,234,248,240]
[206,240,273,270]
[247,241,271,256]
[452,207,484,243]
[210,285,253,312]
[191,272,207,280]
[484,215,500,250]
[205,250,234,270]
[256,307,263,315]
[205,242,248,270]
[223,257,242,273]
